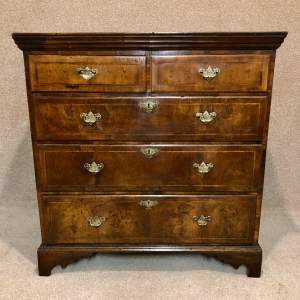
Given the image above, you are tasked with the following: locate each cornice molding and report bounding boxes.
[12,32,287,51]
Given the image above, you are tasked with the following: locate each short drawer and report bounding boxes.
[42,194,257,245]
[152,54,270,92]
[29,55,146,92]
[34,96,267,142]
[37,144,263,192]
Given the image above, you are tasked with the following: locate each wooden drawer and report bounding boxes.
[42,194,256,245]
[29,55,146,92]
[34,96,267,142]
[37,144,263,192]
[152,54,270,92]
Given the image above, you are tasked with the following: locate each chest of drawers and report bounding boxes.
[13,32,287,277]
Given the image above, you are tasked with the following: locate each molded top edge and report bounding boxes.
[12,32,288,51]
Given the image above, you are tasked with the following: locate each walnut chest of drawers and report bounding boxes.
[13,32,287,277]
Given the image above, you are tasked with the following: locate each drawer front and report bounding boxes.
[152,54,270,92]
[37,144,262,192]
[29,55,146,92]
[34,96,267,142]
[42,195,256,244]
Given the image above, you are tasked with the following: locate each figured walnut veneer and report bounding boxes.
[12,32,287,277]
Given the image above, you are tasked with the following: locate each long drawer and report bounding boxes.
[34,96,267,142]
[152,54,270,92]
[29,55,146,92]
[37,144,263,192]
[42,194,257,245]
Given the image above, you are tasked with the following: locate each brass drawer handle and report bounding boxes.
[196,111,217,124]
[140,147,160,159]
[193,161,214,174]
[139,99,159,113]
[80,111,102,126]
[193,215,212,227]
[87,216,106,228]
[84,161,104,174]
[199,65,220,81]
[139,199,158,210]
[77,66,97,80]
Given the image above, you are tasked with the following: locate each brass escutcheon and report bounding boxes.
[140,147,160,159]
[138,99,159,113]
[198,65,220,81]
[193,215,212,227]
[84,161,104,174]
[77,66,97,80]
[80,111,102,126]
[87,216,106,228]
[196,111,217,124]
[139,199,159,210]
[193,161,214,174]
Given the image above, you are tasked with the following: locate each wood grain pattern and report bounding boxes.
[37,244,262,277]
[12,32,287,277]
[29,55,146,92]
[33,96,267,142]
[37,144,263,192]
[12,32,287,51]
[152,54,270,92]
[42,194,257,244]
